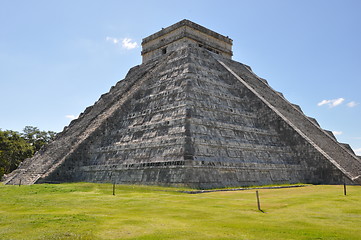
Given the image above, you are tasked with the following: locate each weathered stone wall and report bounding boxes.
[142,19,232,63]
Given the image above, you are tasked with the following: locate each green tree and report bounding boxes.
[22,126,57,152]
[0,130,34,178]
[0,127,57,179]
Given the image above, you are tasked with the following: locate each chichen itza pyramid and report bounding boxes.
[4,20,361,188]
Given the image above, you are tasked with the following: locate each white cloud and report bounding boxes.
[332,131,343,136]
[106,37,138,50]
[347,101,358,108]
[106,36,119,44]
[317,98,345,108]
[122,38,138,49]
[317,100,329,106]
[65,115,78,120]
[354,148,361,156]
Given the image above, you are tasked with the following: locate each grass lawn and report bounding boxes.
[0,183,360,240]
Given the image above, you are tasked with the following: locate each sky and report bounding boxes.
[0,0,360,155]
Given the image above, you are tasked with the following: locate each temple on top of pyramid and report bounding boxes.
[3,20,361,188]
[141,19,233,63]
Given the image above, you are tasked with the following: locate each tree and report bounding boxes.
[22,126,57,152]
[0,127,57,179]
[0,130,34,178]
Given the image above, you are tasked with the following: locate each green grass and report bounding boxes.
[0,183,360,240]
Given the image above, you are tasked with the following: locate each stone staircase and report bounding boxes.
[217,57,361,183]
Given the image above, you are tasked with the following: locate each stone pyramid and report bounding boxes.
[4,20,361,188]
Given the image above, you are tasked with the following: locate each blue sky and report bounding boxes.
[1,0,360,154]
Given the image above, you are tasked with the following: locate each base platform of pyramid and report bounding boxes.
[3,20,361,188]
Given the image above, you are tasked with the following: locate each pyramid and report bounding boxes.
[4,20,361,188]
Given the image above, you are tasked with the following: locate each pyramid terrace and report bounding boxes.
[3,20,361,188]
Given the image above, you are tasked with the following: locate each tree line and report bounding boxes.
[0,126,56,179]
